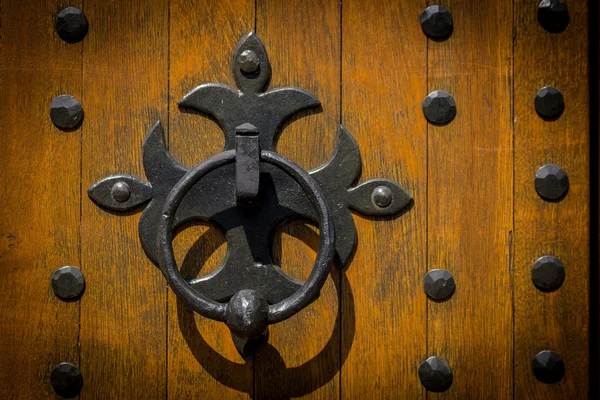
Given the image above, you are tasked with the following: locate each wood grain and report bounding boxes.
[341,0,428,397]
[255,0,341,398]
[427,0,513,399]
[79,1,168,397]
[0,1,82,398]
[167,0,254,398]
[514,0,589,398]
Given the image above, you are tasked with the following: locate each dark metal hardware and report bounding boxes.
[419,5,453,40]
[88,32,412,349]
[419,356,453,392]
[538,0,569,34]
[534,86,564,120]
[51,266,85,300]
[532,350,565,384]
[422,90,456,125]
[50,363,83,398]
[535,164,569,201]
[56,7,88,44]
[50,95,84,131]
[423,269,455,301]
[532,255,565,292]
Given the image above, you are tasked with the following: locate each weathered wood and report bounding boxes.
[255,0,341,398]
[427,0,513,398]
[341,0,428,397]
[514,0,589,398]
[167,1,254,398]
[0,1,82,398]
[79,1,168,397]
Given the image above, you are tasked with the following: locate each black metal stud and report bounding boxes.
[111,181,132,203]
[535,164,569,201]
[422,90,456,125]
[371,186,393,208]
[532,255,565,292]
[534,86,564,120]
[50,363,83,398]
[50,95,84,131]
[56,7,89,44]
[51,266,85,300]
[538,0,569,34]
[419,5,453,40]
[423,269,455,301]
[532,350,565,384]
[238,50,260,73]
[419,356,453,392]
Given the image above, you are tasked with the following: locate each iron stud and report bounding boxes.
[419,356,453,392]
[111,181,132,203]
[535,164,569,201]
[51,266,85,301]
[372,186,393,208]
[538,0,569,33]
[50,95,84,131]
[238,50,260,73]
[532,350,565,384]
[56,7,89,44]
[50,362,83,398]
[535,86,564,120]
[423,269,455,301]
[419,5,453,40]
[422,90,456,125]
[532,255,565,292]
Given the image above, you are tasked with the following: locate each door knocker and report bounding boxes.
[88,32,412,350]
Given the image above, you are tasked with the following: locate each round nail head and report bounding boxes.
[535,86,564,120]
[532,350,565,384]
[538,0,569,33]
[56,7,89,44]
[372,186,393,208]
[419,356,453,392]
[50,95,84,130]
[422,91,456,125]
[424,269,455,301]
[226,289,269,339]
[51,362,83,398]
[111,181,132,203]
[52,266,85,300]
[535,164,569,201]
[419,5,453,40]
[238,50,260,73]
[532,255,565,292]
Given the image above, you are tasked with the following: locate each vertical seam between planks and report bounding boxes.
[511,0,515,397]
[338,0,343,399]
[165,0,171,399]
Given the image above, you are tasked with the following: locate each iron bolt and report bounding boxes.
[423,269,455,301]
[226,289,269,340]
[532,350,565,384]
[111,181,132,203]
[422,90,456,125]
[538,0,569,33]
[51,266,85,300]
[535,164,569,201]
[50,95,84,131]
[419,356,453,392]
[238,50,260,73]
[372,186,393,208]
[51,362,83,398]
[56,7,89,44]
[535,86,564,120]
[532,255,565,292]
[419,5,453,40]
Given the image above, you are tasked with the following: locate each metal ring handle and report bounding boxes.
[157,149,335,338]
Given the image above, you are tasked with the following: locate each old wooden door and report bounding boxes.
[0,0,592,398]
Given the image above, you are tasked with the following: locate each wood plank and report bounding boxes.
[79,1,168,397]
[514,0,589,398]
[426,0,513,398]
[0,1,82,398]
[341,0,428,397]
[255,0,341,398]
[167,1,254,398]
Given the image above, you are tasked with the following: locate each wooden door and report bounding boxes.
[0,0,592,399]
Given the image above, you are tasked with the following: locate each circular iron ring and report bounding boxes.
[157,149,335,324]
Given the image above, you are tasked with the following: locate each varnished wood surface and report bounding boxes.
[514,0,589,398]
[0,0,591,399]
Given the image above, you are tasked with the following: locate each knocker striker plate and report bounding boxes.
[88,32,413,348]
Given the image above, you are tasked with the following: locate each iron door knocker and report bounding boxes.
[88,32,413,351]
